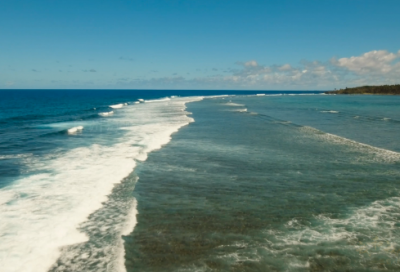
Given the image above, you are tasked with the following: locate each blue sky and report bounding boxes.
[1,0,399,90]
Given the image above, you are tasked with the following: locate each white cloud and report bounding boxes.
[278,64,292,71]
[244,60,258,67]
[334,50,399,74]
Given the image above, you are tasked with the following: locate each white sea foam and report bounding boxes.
[218,194,400,270]
[0,96,203,272]
[250,93,319,97]
[98,111,114,117]
[300,126,400,163]
[67,126,84,134]
[234,108,247,112]
[248,94,282,97]
[0,154,32,160]
[267,196,400,268]
[320,110,339,113]
[115,199,138,271]
[287,93,319,96]
[110,103,124,109]
[225,102,245,107]
[274,120,291,124]
[205,95,230,99]
[138,99,144,102]
[121,199,138,236]
[144,97,171,103]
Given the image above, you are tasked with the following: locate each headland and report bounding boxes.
[325,84,400,95]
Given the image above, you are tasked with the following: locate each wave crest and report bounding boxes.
[67,126,84,134]
[98,111,114,117]
[300,126,400,163]
[110,104,124,109]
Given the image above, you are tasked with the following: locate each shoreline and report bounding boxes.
[325,84,400,95]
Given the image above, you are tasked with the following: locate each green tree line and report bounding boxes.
[325,84,400,95]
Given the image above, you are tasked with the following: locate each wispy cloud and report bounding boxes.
[119,56,134,62]
[244,60,258,67]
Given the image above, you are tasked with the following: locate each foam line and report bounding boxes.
[110,104,124,109]
[67,126,84,134]
[205,95,230,98]
[287,93,320,96]
[248,94,282,97]
[225,102,245,107]
[300,126,400,163]
[0,154,32,160]
[320,110,339,113]
[144,97,171,103]
[98,111,114,117]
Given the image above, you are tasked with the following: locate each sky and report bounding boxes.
[1,0,399,90]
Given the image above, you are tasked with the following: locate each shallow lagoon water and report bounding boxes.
[126,95,400,271]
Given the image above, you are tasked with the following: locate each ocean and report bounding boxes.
[1,90,400,272]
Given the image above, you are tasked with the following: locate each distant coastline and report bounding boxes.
[325,84,400,95]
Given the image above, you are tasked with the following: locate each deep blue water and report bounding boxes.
[1,90,399,272]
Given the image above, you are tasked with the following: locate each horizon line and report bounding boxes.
[0,88,328,91]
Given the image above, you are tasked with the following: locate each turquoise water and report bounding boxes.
[1,91,400,271]
[125,95,400,271]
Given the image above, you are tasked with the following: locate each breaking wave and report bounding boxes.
[67,126,84,134]
[0,96,203,272]
[300,126,400,163]
[98,111,114,117]
[110,104,124,109]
